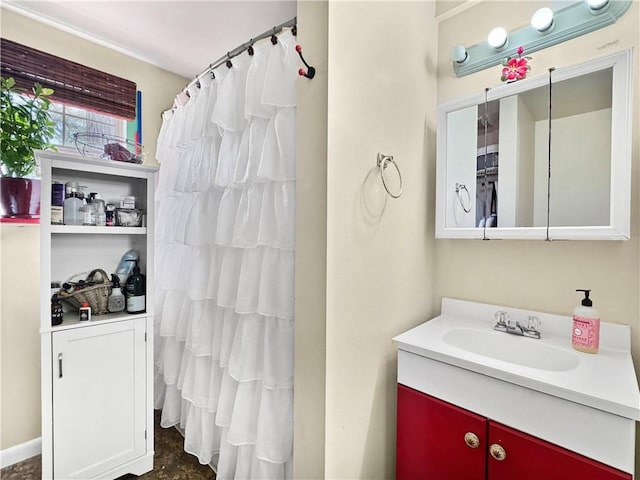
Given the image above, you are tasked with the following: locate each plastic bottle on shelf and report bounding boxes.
[96,200,106,226]
[51,295,64,326]
[115,250,139,283]
[82,203,96,225]
[125,260,146,314]
[79,302,92,321]
[108,274,126,313]
[63,193,83,225]
[51,182,65,225]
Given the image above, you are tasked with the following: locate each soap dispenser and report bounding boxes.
[572,289,600,354]
[125,260,146,314]
[108,274,126,313]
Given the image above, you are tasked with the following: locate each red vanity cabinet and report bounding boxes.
[488,421,632,480]
[397,384,486,480]
[397,385,632,480]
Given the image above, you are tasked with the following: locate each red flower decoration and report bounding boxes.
[501,46,531,83]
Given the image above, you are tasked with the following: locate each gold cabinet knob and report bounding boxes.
[464,432,480,449]
[489,443,506,461]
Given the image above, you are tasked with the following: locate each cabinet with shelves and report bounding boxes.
[38,151,157,479]
[396,384,632,480]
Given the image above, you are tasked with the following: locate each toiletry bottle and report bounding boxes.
[115,250,139,283]
[95,200,106,226]
[51,294,64,326]
[572,289,600,354]
[125,260,146,314]
[108,274,126,313]
[106,204,116,226]
[63,192,83,225]
[79,302,92,322]
[82,203,97,225]
[51,182,65,225]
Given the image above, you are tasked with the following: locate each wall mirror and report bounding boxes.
[436,49,632,240]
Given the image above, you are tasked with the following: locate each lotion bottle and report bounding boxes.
[125,260,146,314]
[572,289,600,354]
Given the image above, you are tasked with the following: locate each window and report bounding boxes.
[48,101,126,153]
[1,38,138,158]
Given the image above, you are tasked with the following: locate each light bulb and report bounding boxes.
[531,7,554,32]
[586,0,609,11]
[451,44,468,64]
[487,27,508,49]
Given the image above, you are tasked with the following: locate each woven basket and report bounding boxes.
[59,269,112,315]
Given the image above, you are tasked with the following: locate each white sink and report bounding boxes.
[442,328,580,372]
[393,298,640,476]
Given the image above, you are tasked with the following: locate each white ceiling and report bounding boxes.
[3,0,297,80]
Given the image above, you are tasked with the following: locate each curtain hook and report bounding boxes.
[292,24,297,36]
[248,39,254,56]
[226,52,233,69]
[271,28,278,45]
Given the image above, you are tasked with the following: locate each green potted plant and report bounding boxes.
[1,77,56,219]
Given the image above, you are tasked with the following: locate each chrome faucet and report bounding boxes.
[493,311,541,339]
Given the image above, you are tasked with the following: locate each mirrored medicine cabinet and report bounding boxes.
[435,49,632,240]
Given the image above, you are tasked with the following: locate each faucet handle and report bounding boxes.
[527,315,541,332]
[493,310,509,332]
[522,315,541,339]
[494,310,509,325]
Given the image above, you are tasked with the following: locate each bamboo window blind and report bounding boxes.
[1,38,137,120]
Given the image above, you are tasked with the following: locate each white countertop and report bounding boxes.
[393,298,640,421]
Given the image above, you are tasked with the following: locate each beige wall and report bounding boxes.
[294,1,328,478]
[0,225,41,451]
[0,8,188,450]
[323,1,438,477]
[436,0,640,475]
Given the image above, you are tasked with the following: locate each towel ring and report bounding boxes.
[455,182,472,213]
[377,153,402,199]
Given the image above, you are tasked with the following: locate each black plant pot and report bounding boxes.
[0,177,41,218]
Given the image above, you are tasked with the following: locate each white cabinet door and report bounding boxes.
[52,320,146,479]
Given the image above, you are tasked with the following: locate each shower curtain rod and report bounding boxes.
[184,16,297,91]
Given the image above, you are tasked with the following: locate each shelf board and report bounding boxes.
[41,311,150,333]
[50,225,147,234]
[0,217,40,224]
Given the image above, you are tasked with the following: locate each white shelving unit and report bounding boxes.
[38,151,157,479]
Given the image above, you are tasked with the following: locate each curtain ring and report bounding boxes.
[377,153,402,199]
[455,182,472,213]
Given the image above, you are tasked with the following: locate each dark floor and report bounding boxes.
[0,411,215,480]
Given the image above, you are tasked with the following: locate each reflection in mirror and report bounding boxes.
[445,105,477,229]
[476,97,498,231]
[548,68,612,227]
[445,86,551,230]
[437,49,631,240]
[500,84,550,229]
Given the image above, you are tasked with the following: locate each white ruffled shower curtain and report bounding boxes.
[153,29,296,479]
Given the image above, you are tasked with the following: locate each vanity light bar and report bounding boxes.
[452,0,631,77]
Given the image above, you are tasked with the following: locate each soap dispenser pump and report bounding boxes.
[572,289,600,354]
[125,260,146,314]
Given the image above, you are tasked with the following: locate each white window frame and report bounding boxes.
[48,100,127,155]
